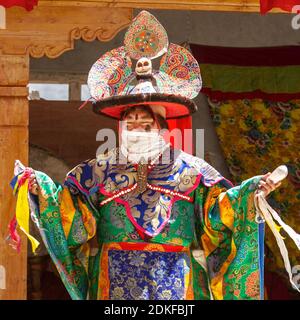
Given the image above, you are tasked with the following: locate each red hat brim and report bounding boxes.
[92,93,197,120]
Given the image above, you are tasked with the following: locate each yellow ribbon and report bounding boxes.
[15,177,40,254]
[274,223,285,239]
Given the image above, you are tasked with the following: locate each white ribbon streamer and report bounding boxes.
[254,191,300,292]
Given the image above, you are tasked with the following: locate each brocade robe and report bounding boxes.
[15,148,265,300]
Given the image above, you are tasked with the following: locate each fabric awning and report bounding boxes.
[190,43,300,101]
[260,0,300,13]
[1,0,38,11]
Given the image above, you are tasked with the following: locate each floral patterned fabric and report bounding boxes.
[108,250,189,300]
[208,98,300,278]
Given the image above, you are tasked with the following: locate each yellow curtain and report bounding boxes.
[208,98,300,275]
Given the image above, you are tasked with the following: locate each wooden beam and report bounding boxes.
[0,54,29,300]
[0,6,132,58]
[69,81,81,101]
[38,0,286,13]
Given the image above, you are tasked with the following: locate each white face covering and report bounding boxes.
[120,129,167,164]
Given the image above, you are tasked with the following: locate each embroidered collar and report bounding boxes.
[65,148,229,237]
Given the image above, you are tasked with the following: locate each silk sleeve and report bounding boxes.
[194,176,264,300]
[31,160,101,299]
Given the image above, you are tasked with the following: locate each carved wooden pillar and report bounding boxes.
[0,4,132,299]
[0,54,29,300]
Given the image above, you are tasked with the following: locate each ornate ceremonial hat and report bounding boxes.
[88,11,202,120]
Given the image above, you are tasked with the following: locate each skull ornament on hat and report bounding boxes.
[135,58,152,76]
[88,10,202,120]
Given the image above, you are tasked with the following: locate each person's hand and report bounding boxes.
[258,172,281,197]
[29,172,39,195]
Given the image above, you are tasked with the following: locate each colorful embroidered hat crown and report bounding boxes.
[88,10,202,120]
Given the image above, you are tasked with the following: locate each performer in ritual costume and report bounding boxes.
[9,11,299,300]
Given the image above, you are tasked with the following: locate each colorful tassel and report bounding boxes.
[8,168,40,254]
[7,215,21,253]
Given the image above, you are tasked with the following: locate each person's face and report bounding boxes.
[121,107,159,132]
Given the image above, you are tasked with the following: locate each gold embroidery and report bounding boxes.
[137,162,148,193]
